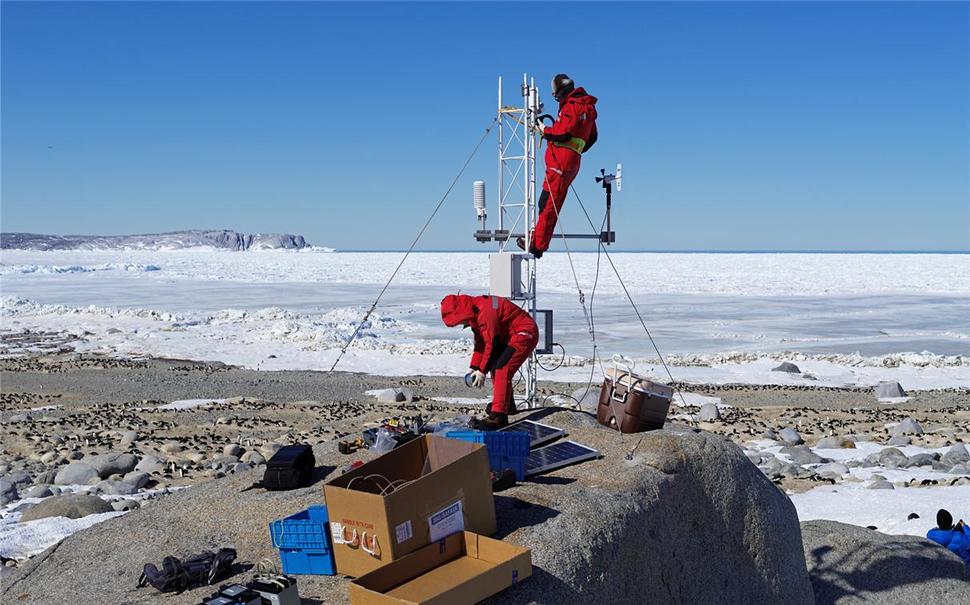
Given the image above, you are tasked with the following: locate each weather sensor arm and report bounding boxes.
[594,163,622,244]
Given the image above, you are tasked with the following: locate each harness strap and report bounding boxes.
[550,136,586,154]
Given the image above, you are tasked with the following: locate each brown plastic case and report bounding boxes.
[597,368,674,433]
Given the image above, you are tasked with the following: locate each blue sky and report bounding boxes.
[2,1,968,251]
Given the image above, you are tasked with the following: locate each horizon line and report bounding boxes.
[338,249,970,254]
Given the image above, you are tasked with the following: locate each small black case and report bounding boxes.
[262,445,315,491]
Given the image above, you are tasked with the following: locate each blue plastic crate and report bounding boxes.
[269,505,335,575]
[446,430,530,481]
[278,547,334,575]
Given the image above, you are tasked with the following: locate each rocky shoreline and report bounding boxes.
[2,348,969,602]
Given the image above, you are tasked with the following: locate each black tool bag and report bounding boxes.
[262,444,315,490]
[138,548,237,593]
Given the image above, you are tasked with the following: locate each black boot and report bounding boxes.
[515,237,543,259]
[478,413,508,431]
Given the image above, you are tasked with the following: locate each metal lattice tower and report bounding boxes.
[496,74,541,408]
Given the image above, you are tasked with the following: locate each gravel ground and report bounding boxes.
[2,354,966,412]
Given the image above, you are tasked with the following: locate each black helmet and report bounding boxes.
[551,74,575,102]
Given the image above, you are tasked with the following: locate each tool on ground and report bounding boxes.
[339,460,364,475]
[338,437,366,455]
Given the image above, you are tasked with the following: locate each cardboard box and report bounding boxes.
[324,435,497,577]
[348,531,532,605]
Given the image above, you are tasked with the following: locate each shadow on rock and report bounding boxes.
[528,476,576,486]
[803,520,970,604]
[493,495,559,539]
[485,566,583,604]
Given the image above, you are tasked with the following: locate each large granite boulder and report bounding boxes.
[3,414,814,605]
[83,453,139,479]
[802,520,970,604]
[493,420,815,604]
[20,494,114,522]
[0,477,18,506]
[53,463,100,485]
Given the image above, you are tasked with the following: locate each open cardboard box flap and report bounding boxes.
[327,436,480,492]
[349,531,532,605]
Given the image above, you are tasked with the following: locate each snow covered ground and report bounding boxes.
[744,438,970,537]
[1,249,968,388]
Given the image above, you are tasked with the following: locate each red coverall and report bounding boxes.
[440,294,539,414]
[531,87,599,254]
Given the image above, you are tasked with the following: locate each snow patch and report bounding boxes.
[791,485,970,536]
[156,398,225,410]
[0,511,125,559]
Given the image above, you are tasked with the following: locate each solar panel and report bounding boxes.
[499,419,566,447]
[525,440,600,477]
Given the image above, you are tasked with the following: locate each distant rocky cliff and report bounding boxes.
[0,230,311,251]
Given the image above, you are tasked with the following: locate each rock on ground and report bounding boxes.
[697,402,721,421]
[772,362,801,373]
[816,436,856,449]
[0,478,18,505]
[20,494,114,522]
[53,463,100,485]
[875,381,907,399]
[569,387,599,413]
[134,455,164,474]
[23,485,54,499]
[890,418,923,436]
[371,387,415,403]
[801,520,970,604]
[940,443,970,467]
[779,427,804,445]
[1,414,814,605]
[84,453,139,479]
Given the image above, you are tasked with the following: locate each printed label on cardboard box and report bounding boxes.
[395,520,413,544]
[428,500,464,542]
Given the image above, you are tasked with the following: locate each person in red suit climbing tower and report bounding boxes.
[518,74,598,258]
[440,293,538,430]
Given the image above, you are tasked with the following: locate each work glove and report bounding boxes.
[534,120,546,135]
[470,370,486,388]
